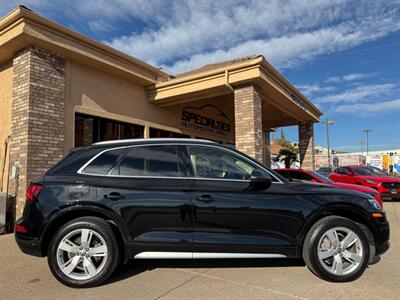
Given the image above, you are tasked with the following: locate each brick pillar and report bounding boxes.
[10,47,65,217]
[234,85,264,163]
[264,130,271,168]
[298,122,315,170]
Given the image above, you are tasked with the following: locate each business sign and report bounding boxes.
[181,104,231,137]
[290,93,308,111]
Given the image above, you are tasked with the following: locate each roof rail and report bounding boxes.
[93,138,216,146]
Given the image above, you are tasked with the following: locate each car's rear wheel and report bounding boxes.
[47,217,120,288]
[303,216,369,282]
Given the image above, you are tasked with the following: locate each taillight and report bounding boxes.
[15,224,27,233]
[26,183,42,202]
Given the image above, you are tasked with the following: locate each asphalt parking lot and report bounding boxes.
[1,202,399,300]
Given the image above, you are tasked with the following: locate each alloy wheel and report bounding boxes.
[56,228,108,280]
[317,227,363,276]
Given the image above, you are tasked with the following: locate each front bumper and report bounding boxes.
[378,186,400,199]
[371,214,390,255]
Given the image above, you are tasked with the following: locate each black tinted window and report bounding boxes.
[336,167,344,174]
[344,167,353,175]
[119,145,180,177]
[289,171,314,181]
[82,148,124,175]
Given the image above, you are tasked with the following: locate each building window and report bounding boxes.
[150,128,190,138]
[75,113,144,147]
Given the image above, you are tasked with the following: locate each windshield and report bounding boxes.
[310,171,333,183]
[354,166,387,176]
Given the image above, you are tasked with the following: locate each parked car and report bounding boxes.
[317,167,334,176]
[15,139,389,287]
[329,166,400,200]
[275,168,383,207]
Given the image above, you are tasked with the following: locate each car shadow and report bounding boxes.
[105,258,305,285]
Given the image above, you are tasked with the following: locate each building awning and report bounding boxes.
[147,56,322,126]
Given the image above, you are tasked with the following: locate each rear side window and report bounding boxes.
[118,145,181,177]
[335,167,344,174]
[82,148,125,175]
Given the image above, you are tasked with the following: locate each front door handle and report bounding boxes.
[104,192,122,200]
[196,195,215,203]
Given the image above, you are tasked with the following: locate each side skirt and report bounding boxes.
[134,252,287,259]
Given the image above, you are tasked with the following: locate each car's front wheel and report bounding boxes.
[47,217,120,288]
[303,216,370,282]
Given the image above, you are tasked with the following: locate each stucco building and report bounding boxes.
[0,6,322,217]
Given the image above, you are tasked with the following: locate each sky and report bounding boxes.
[1,0,399,152]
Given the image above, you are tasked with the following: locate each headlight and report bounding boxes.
[365,179,377,185]
[369,199,382,210]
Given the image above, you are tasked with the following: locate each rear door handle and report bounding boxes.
[196,195,215,203]
[104,192,122,200]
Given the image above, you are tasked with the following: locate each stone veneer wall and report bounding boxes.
[298,122,315,170]
[10,47,65,216]
[234,85,264,163]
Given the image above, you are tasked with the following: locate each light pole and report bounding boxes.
[363,129,372,157]
[322,119,334,167]
[357,140,366,156]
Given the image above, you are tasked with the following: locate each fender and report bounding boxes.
[296,202,375,252]
[39,202,131,261]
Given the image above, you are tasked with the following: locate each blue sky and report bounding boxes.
[1,0,399,152]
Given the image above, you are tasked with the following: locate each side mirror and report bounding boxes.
[250,170,272,190]
[346,172,353,176]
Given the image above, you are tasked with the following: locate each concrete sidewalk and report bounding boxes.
[1,202,399,300]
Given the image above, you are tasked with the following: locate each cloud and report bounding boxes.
[105,0,400,73]
[334,98,400,115]
[326,73,373,83]
[297,84,336,97]
[2,1,400,74]
[342,73,370,81]
[317,83,396,103]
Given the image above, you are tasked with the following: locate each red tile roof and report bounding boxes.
[175,55,261,77]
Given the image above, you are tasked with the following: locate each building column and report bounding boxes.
[264,130,271,168]
[234,85,264,163]
[10,47,66,217]
[298,122,315,170]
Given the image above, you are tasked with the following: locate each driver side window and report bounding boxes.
[186,145,260,180]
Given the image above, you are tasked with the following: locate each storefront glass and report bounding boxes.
[75,113,144,147]
[150,128,190,138]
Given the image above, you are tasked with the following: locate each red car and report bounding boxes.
[329,166,400,200]
[275,168,383,207]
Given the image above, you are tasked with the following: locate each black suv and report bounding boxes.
[15,139,390,287]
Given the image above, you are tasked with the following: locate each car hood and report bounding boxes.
[356,175,400,182]
[286,181,370,199]
[330,182,376,193]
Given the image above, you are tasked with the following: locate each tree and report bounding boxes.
[275,130,299,168]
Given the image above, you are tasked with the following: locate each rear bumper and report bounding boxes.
[15,233,43,257]
[14,218,44,257]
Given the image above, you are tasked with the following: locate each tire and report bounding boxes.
[303,216,370,282]
[47,217,120,288]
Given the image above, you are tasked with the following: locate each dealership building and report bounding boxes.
[0,6,322,217]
